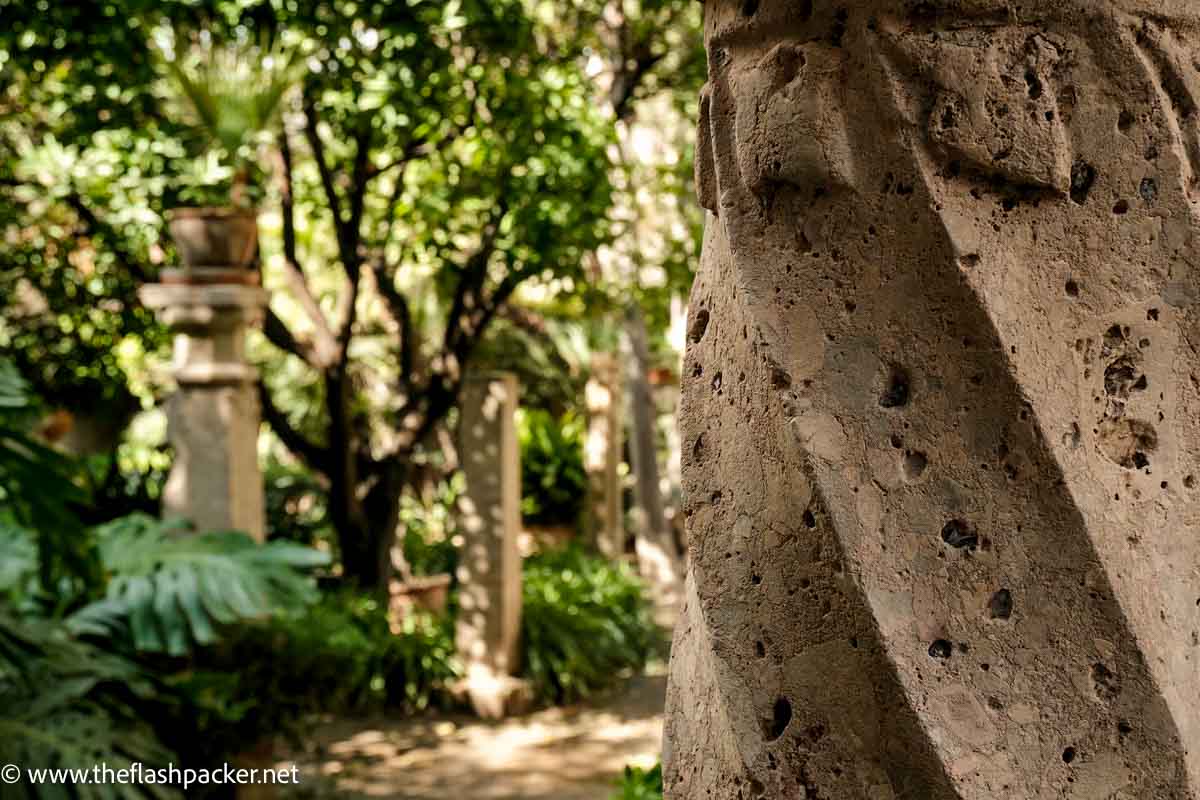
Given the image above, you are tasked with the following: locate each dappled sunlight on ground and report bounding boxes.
[279,670,666,800]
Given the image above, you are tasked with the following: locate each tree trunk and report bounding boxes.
[622,304,682,612]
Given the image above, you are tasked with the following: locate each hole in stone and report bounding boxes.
[688,308,710,342]
[1092,662,1120,701]
[1140,177,1158,202]
[751,573,762,585]
[1104,357,1141,399]
[765,697,791,741]
[802,509,816,529]
[1062,747,1077,764]
[1070,161,1097,204]
[712,371,723,392]
[1118,720,1133,735]
[1147,308,1160,322]
[770,366,792,389]
[740,0,760,16]
[1118,109,1135,131]
[1113,199,1129,215]
[941,519,978,550]
[928,639,953,659]
[879,366,911,408]
[903,450,928,481]
[958,253,980,270]
[1185,475,1196,489]
[1024,69,1043,99]
[1097,418,1158,470]
[890,434,903,448]
[988,588,1013,619]
[755,640,766,658]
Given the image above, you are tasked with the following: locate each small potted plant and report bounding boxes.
[156,33,299,283]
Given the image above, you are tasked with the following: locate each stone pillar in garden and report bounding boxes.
[585,353,625,560]
[665,1,1200,798]
[455,371,529,718]
[139,208,267,540]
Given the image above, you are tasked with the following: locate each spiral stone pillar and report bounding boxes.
[664,2,1200,798]
[139,281,267,540]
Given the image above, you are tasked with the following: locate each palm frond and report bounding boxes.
[157,33,304,160]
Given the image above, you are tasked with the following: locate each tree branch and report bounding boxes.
[278,129,339,367]
[262,307,322,367]
[370,259,415,384]
[258,379,332,476]
[302,94,346,233]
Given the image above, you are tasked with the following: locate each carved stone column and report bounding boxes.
[666,2,1200,798]
[139,281,267,540]
[455,372,530,718]
[586,353,625,559]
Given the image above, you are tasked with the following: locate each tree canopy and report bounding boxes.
[0,0,703,589]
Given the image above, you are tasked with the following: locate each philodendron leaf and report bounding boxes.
[68,514,329,656]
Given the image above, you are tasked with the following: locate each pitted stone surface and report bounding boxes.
[665,2,1200,798]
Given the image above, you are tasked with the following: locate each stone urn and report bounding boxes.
[166,207,259,284]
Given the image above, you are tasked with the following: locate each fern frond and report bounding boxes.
[0,611,179,800]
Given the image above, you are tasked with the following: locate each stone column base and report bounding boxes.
[452,670,533,720]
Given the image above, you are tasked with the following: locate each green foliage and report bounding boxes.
[68,514,330,656]
[612,763,664,800]
[521,546,657,704]
[156,30,302,205]
[0,610,180,799]
[0,360,98,599]
[518,408,588,527]
[263,457,332,547]
[287,590,458,713]
[160,591,458,761]
[398,475,461,578]
[159,33,296,160]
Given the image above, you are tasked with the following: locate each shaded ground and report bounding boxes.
[278,670,666,800]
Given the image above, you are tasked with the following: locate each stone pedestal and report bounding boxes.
[585,354,625,559]
[455,372,529,718]
[666,2,1200,798]
[139,283,267,540]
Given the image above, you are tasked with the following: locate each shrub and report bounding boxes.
[612,763,663,800]
[399,476,461,578]
[518,409,588,527]
[520,546,657,704]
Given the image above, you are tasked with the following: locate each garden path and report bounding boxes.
[279,668,666,799]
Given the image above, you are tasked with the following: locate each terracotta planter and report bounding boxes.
[388,573,453,627]
[167,207,259,270]
[647,366,676,386]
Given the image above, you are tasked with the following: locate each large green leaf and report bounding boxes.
[68,514,329,656]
